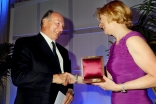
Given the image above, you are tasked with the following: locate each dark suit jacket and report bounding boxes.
[11,33,73,104]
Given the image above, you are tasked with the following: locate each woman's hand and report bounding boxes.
[66,73,83,84]
[92,76,121,92]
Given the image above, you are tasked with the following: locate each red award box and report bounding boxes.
[81,56,105,83]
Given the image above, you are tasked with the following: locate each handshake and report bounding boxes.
[53,73,82,86]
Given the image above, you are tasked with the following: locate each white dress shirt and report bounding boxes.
[40,32,64,73]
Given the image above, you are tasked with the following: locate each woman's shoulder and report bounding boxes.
[125,31,145,40]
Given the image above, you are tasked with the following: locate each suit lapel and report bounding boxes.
[36,33,60,69]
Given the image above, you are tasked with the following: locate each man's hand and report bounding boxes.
[63,89,74,104]
[53,73,69,86]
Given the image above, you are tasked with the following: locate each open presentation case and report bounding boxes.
[81,56,105,83]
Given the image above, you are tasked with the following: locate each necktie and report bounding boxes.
[52,42,61,73]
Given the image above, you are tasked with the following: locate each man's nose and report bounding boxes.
[59,26,63,32]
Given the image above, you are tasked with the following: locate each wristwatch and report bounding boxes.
[75,75,78,84]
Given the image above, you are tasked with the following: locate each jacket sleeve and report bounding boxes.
[11,38,52,92]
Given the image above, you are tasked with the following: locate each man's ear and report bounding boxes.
[42,18,48,27]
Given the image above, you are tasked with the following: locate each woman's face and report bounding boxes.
[99,14,114,35]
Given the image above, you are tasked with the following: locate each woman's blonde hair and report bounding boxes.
[94,1,133,28]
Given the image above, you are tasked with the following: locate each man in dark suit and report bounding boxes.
[11,10,74,104]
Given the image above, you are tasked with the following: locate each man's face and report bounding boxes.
[47,12,64,40]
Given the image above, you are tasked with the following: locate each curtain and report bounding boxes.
[0,0,29,43]
[0,0,10,43]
